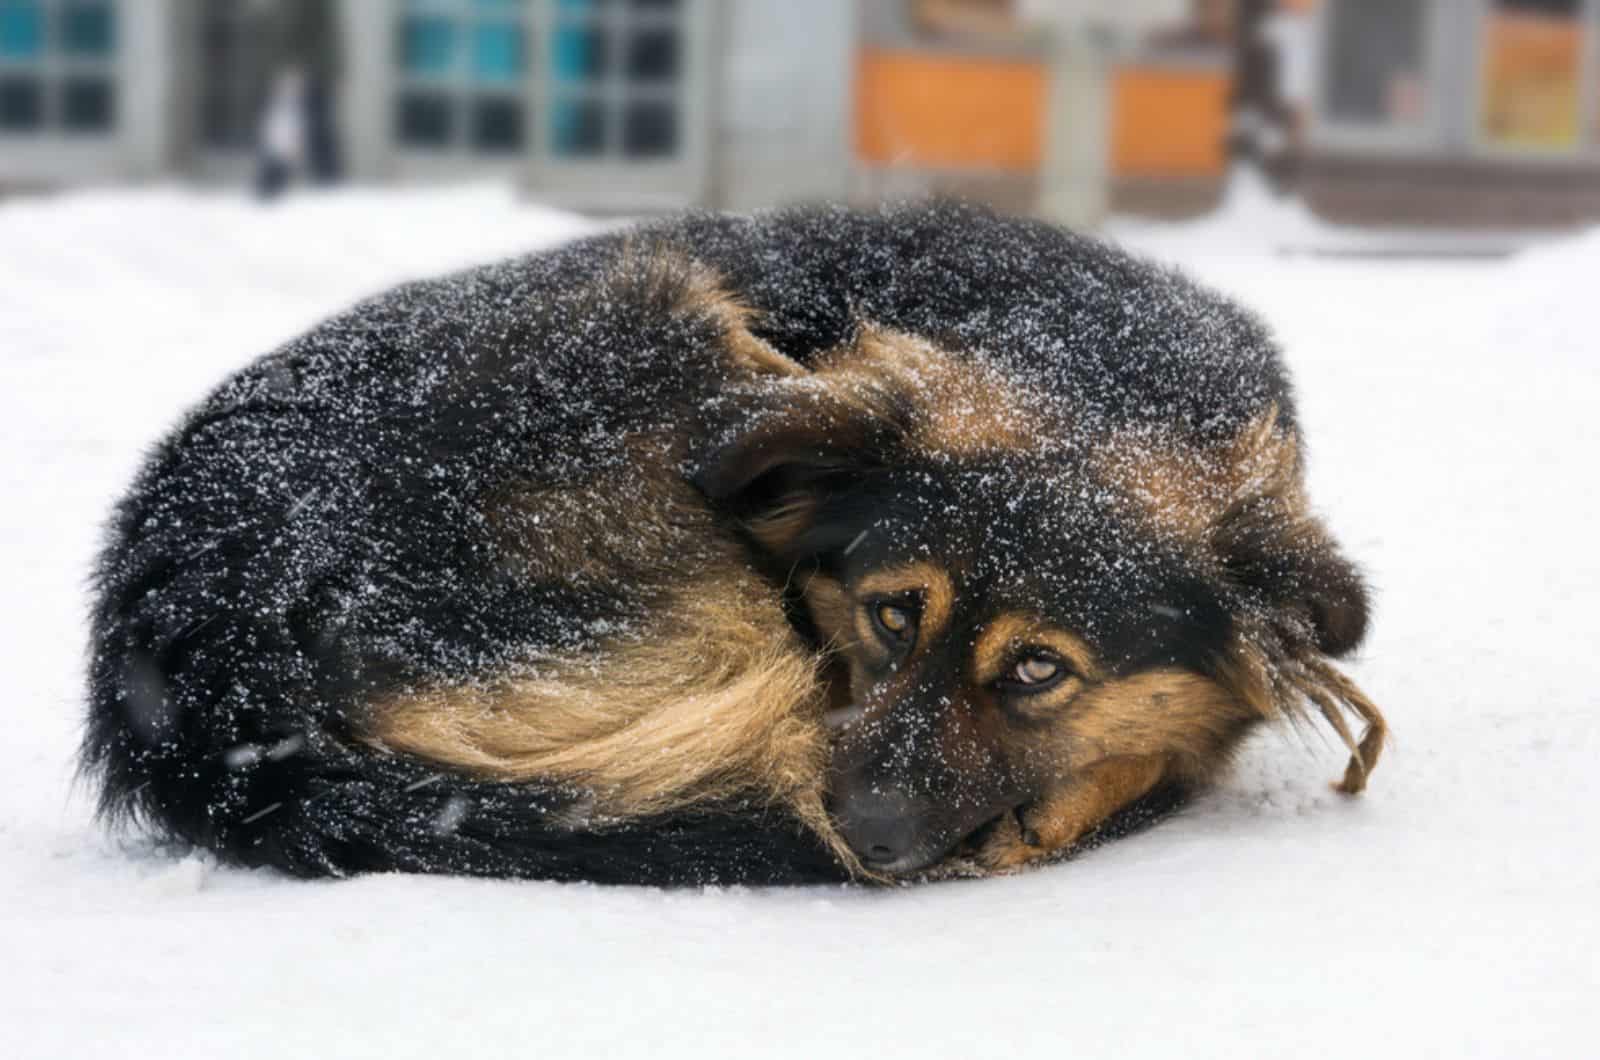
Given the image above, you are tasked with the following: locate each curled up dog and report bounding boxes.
[81,202,1387,884]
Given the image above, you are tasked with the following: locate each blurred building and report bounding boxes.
[2,1,1599,227]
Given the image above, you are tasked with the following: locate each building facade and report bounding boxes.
[0,0,857,210]
[1304,0,1600,225]
[3,1,1600,226]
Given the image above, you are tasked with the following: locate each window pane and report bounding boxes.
[1479,0,1582,149]
[629,0,678,11]
[551,97,606,156]
[0,0,42,58]
[400,15,456,75]
[625,27,677,81]
[551,22,608,82]
[622,99,675,157]
[556,0,611,12]
[0,73,42,129]
[1323,0,1427,125]
[397,91,454,145]
[472,95,524,151]
[472,21,524,82]
[60,75,113,130]
[60,1,115,57]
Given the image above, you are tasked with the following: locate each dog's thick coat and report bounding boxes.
[82,202,1384,884]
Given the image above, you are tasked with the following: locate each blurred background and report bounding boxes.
[3,0,1600,230]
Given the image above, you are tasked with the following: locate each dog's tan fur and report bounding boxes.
[813,327,1050,458]
[1092,403,1304,544]
[362,257,861,871]
[364,566,856,870]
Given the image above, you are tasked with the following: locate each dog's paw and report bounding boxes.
[973,798,1099,874]
[970,807,1054,874]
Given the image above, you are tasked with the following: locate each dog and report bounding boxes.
[82,201,1386,884]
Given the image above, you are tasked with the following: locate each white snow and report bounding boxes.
[3,183,1595,1058]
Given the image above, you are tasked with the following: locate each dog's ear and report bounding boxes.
[1207,413,1370,658]
[691,382,902,559]
[1213,496,1370,657]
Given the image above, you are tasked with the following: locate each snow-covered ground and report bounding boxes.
[3,185,1595,1058]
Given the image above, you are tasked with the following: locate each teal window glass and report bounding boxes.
[60,2,114,56]
[400,15,456,75]
[471,21,523,82]
[552,22,606,82]
[551,96,605,156]
[0,1,43,59]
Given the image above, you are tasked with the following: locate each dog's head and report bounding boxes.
[694,328,1371,875]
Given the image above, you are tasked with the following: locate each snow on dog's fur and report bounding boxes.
[82,202,1386,884]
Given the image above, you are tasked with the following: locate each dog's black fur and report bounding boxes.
[82,201,1299,883]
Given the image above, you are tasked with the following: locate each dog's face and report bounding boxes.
[781,462,1238,873]
[693,329,1369,875]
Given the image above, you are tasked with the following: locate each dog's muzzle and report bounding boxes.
[828,784,948,875]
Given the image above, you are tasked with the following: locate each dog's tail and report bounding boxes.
[83,655,845,886]
[80,458,845,888]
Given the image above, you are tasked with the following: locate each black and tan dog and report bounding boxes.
[82,202,1385,884]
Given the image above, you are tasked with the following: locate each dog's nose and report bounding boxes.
[833,789,922,867]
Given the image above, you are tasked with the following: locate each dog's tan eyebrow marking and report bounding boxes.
[798,572,855,648]
[972,613,1101,686]
[855,561,956,645]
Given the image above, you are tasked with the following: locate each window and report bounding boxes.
[1322,0,1430,127]
[396,0,532,154]
[1478,0,1586,150]
[0,0,116,134]
[395,0,687,161]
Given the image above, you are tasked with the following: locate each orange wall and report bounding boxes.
[855,49,1046,170]
[1480,13,1584,147]
[1111,66,1230,177]
[854,48,1229,179]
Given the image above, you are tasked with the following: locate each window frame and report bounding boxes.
[1307,0,1456,155]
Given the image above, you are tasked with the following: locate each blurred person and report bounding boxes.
[1259,0,1314,186]
[254,0,342,200]
[1229,0,1310,192]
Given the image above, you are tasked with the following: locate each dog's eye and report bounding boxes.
[871,602,917,644]
[1004,654,1068,693]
